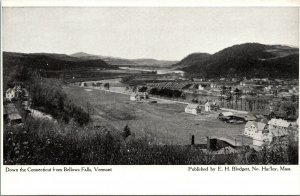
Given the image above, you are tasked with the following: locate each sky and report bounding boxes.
[2,7,299,60]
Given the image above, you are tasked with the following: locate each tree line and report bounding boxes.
[149,88,186,99]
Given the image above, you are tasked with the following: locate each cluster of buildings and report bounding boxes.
[144,77,298,102]
[183,98,298,148]
[5,85,29,101]
[244,118,297,147]
[130,92,149,102]
[3,86,30,126]
[185,101,219,115]
[194,77,299,98]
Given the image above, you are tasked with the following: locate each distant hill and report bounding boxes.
[131,58,178,67]
[70,52,177,66]
[172,53,211,69]
[175,43,299,78]
[70,52,102,60]
[3,52,117,71]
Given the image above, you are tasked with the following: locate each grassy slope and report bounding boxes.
[63,85,244,145]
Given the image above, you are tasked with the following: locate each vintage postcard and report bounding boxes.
[1,0,300,195]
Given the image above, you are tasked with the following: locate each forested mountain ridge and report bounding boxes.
[3,52,117,71]
[175,43,299,78]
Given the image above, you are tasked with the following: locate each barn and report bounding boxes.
[185,104,201,115]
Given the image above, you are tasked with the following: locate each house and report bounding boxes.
[233,114,256,122]
[193,78,204,82]
[6,88,15,100]
[185,104,201,115]
[243,115,257,122]
[218,112,234,121]
[267,119,290,143]
[130,93,141,101]
[5,86,21,101]
[268,118,292,131]
[264,85,273,92]
[198,84,206,90]
[204,102,211,112]
[130,92,149,101]
[261,78,269,82]
[244,121,270,146]
[139,92,149,99]
[240,80,253,86]
[210,82,218,89]
[218,112,234,118]
[80,82,87,87]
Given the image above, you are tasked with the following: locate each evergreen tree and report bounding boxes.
[122,124,131,138]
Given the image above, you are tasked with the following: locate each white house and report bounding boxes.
[244,121,270,146]
[198,84,206,90]
[210,82,218,89]
[264,85,273,92]
[80,82,87,87]
[268,118,291,131]
[218,112,233,118]
[204,102,211,112]
[6,88,16,100]
[130,93,141,101]
[6,86,21,101]
[185,104,201,115]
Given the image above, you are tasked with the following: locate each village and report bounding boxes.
[60,73,299,153]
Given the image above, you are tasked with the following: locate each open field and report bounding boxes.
[63,85,244,145]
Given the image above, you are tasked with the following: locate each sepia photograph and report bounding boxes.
[2,6,299,166]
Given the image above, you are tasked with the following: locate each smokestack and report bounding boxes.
[206,136,210,150]
[191,135,195,145]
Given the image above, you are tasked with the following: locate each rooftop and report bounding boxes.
[268,118,291,128]
[186,104,200,109]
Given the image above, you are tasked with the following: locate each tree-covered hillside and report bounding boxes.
[175,43,299,78]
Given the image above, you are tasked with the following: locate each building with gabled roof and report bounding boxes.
[267,118,291,143]
[268,118,291,129]
[185,104,201,115]
[204,101,211,112]
[130,93,141,101]
[218,112,233,117]
[244,121,270,146]
[6,88,16,101]
[5,86,22,101]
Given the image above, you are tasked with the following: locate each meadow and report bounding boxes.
[63,85,244,145]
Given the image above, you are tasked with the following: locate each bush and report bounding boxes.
[31,78,90,125]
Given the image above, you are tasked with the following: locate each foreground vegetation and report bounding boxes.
[4,116,298,165]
